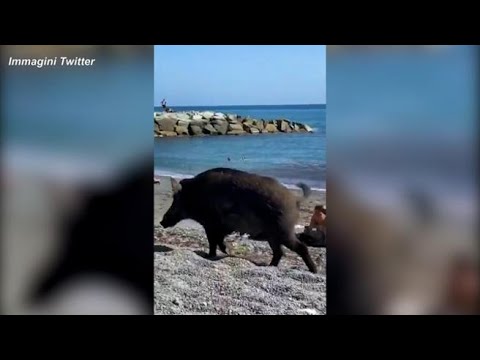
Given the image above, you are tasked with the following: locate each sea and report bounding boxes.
[153,104,326,190]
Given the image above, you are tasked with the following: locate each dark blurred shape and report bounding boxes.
[297,230,326,248]
[327,45,478,315]
[405,187,435,227]
[1,45,153,314]
[434,254,479,315]
[31,160,153,312]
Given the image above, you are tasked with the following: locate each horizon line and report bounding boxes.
[154,103,326,107]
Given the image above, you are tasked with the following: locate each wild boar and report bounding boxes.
[160,168,317,273]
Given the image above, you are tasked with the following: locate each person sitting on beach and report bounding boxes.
[308,205,327,234]
[298,205,327,247]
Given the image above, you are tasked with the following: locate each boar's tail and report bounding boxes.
[296,183,311,208]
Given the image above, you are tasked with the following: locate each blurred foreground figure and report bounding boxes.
[435,256,479,315]
[327,45,477,315]
[1,45,153,314]
[328,176,478,315]
[1,160,153,315]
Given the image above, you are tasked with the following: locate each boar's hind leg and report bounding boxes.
[268,239,284,267]
[283,236,318,273]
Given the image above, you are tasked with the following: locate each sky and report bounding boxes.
[154,45,326,106]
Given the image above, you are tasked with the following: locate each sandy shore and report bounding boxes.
[154,175,326,315]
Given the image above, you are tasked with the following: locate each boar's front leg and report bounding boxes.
[217,240,228,255]
[204,227,226,258]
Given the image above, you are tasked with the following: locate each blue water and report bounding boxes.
[153,104,326,189]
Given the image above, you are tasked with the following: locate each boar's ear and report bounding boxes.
[171,177,182,194]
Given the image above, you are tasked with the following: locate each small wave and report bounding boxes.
[283,183,326,192]
[154,169,194,180]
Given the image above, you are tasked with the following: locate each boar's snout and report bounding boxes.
[160,198,186,228]
[160,213,175,228]
[160,177,187,228]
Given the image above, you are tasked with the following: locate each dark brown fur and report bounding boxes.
[160,168,317,273]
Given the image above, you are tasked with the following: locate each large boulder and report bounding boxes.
[159,131,177,137]
[213,122,228,135]
[226,114,237,122]
[189,124,204,135]
[154,112,163,118]
[246,127,260,134]
[201,111,215,120]
[291,122,301,132]
[298,123,314,132]
[264,123,278,133]
[175,126,189,135]
[156,117,178,132]
[190,120,207,127]
[276,119,290,132]
[177,119,191,127]
[228,123,244,131]
[211,118,227,125]
[154,112,172,121]
[227,130,245,135]
[175,113,191,121]
[242,123,255,132]
[253,120,264,130]
[203,124,218,135]
[191,114,203,121]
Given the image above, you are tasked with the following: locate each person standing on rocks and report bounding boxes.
[161,98,173,112]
